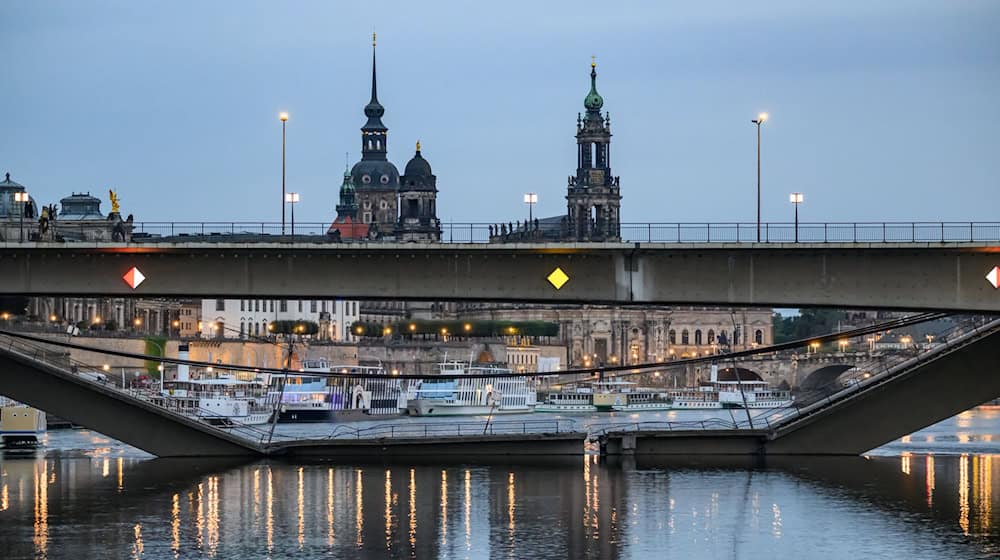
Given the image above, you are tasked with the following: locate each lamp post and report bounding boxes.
[13,191,29,242]
[751,113,768,242]
[789,192,803,242]
[285,192,300,237]
[523,192,537,225]
[280,112,289,235]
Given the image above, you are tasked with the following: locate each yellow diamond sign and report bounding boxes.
[547,267,570,290]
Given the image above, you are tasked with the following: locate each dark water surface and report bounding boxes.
[2,409,1000,559]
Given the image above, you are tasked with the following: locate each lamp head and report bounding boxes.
[279,112,289,122]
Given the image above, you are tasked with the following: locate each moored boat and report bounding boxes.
[404,361,536,417]
[0,398,47,447]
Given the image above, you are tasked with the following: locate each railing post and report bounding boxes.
[911,222,915,242]
[853,222,857,242]
[824,223,828,243]
[765,223,769,243]
[469,223,473,243]
[882,223,886,242]
[676,223,680,243]
[648,223,652,243]
[707,223,711,242]
[940,222,944,242]
[970,222,974,242]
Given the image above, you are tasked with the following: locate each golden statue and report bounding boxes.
[109,189,120,213]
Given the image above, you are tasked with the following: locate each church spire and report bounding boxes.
[363,32,386,133]
[361,33,388,161]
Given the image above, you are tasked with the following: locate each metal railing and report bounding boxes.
[321,419,577,440]
[111,221,1000,244]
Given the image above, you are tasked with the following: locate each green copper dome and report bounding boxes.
[583,64,603,112]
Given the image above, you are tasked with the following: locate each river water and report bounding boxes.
[2,408,999,559]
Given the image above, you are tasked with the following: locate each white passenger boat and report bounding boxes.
[668,387,723,409]
[711,380,794,409]
[290,361,404,420]
[153,378,273,426]
[0,398,47,447]
[536,381,672,413]
[404,361,536,417]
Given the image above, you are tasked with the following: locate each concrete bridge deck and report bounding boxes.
[1,241,999,311]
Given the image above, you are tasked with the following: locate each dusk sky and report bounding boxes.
[2,1,998,226]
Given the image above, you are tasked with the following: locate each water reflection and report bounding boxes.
[0,452,999,557]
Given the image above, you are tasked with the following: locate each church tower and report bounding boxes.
[398,141,441,242]
[566,59,621,241]
[350,33,400,237]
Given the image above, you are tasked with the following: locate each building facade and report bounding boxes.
[453,304,772,367]
[199,299,360,342]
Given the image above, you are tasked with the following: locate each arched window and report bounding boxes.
[668,329,676,344]
[681,329,690,345]
[254,323,259,336]
[262,320,268,335]
[733,328,741,345]
[240,321,245,338]
[755,329,763,345]
[719,330,728,345]
[708,329,716,344]
[695,330,703,345]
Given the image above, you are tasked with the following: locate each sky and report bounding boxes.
[2,1,999,226]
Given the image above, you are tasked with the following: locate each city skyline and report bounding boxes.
[2,1,998,225]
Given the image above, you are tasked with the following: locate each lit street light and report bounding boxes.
[285,192,300,237]
[789,192,803,242]
[13,191,29,242]
[523,192,537,224]
[280,111,289,235]
[751,112,768,242]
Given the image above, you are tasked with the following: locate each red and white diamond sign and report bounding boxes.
[988,266,1000,289]
[123,267,146,289]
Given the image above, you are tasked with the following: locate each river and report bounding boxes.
[1,408,999,559]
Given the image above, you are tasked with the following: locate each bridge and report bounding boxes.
[599,318,1000,456]
[2,239,999,311]
[0,333,586,458]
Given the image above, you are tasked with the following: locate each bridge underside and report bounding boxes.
[1,242,998,311]
[602,326,1000,456]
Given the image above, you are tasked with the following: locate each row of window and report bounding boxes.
[214,300,358,316]
[667,328,764,346]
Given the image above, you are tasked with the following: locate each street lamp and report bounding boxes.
[13,191,29,242]
[523,193,537,224]
[751,112,768,242]
[285,192,300,237]
[280,111,289,235]
[789,192,803,242]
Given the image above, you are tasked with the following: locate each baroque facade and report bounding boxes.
[453,304,772,367]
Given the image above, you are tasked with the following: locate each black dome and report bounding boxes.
[404,151,432,177]
[350,159,400,191]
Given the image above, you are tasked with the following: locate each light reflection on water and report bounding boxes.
[1,411,1000,558]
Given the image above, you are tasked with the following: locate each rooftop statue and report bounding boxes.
[109,189,120,213]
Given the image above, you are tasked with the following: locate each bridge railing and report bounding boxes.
[317,418,578,441]
[120,221,1000,244]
